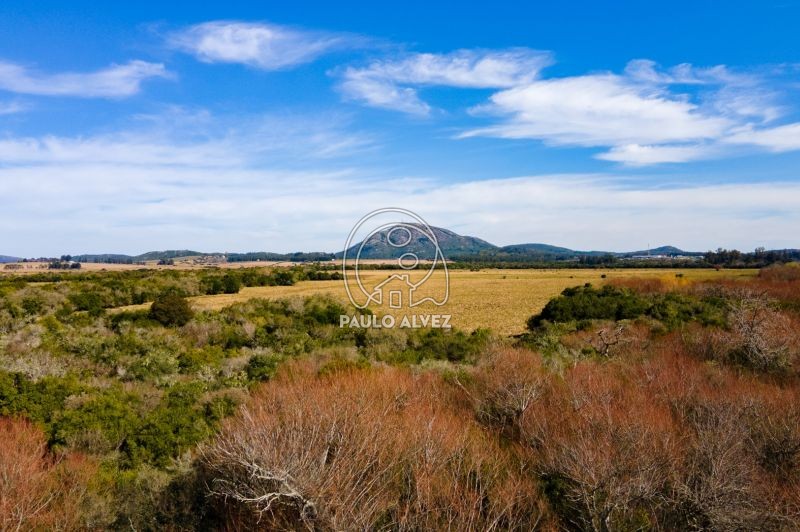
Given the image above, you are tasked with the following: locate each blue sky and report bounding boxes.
[1,1,799,255]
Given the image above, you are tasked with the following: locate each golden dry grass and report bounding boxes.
[0,260,286,273]
[114,268,756,335]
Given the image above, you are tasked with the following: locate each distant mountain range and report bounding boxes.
[339,225,702,260]
[62,251,208,264]
[490,243,701,260]
[5,226,793,263]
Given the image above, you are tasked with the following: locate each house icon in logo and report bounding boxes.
[368,273,423,309]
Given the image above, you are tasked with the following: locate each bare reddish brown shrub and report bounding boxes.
[611,267,800,314]
[457,348,549,439]
[677,288,799,374]
[0,417,96,531]
[520,361,681,530]
[760,263,800,283]
[499,342,800,530]
[638,348,800,527]
[697,273,800,312]
[680,322,734,363]
[750,395,800,482]
[202,361,550,530]
[727,292,796,371]
[674,400,780,529]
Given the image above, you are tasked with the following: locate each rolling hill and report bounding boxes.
[337,224,497,259]
[71,250,208,263]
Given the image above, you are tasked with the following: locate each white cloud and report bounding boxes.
[339,48,552,115]
[0,100,26,114]
[340,52,797,163]
[464,74,731,147]
[596,143,716,165]
[0,115,797,256]
[458,58,800,165]
[170,21,347,70]
[0,135,239,167]
[339,72,431,115]
[624,59,743,85]
[724,122,800,152]
[0,60,169,98]
[0,109,372,168]
[349,49,553,88]
[2,164,798,256]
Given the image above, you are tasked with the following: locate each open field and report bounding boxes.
[1,260,288,273]
[0,259,420,274]
[114,268,757,335]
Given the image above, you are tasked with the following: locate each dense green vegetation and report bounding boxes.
[0,265,340,320]
[527,283,727,329]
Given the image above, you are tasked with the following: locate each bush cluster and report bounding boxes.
[528,283,725,330]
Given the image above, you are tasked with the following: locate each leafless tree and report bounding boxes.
[202,361,548,530]
[727,291,793,371]
[591,325,626,358]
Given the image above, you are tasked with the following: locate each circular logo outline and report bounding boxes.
[342,208,449,310]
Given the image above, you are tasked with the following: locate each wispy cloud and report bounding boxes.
[170,21,351,70]
[458,59,800,165]
[724,122,800,152]
[339,48,553,115]
[339,50,799,164]
[465,74,731,147]
[0,100,26,114]
[625,59,784,123]
[2,155,798,256]
[0,60,169,98]
[0,107,794,256]
[0,108,373,168]
[595,143,718,165]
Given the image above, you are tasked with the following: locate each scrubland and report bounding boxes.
[114,267,756,335]
[1,263,798,530]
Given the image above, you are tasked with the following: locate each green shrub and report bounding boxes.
[648,292,726,328]
[68,291,106,316]
[529,285,648,329]
[303,297,347,325]
[0,371,83,423]
[149,293,193,327]
[246,354,283,381]
[201,276,225,295]
[396,328,491,364]
[528,284,727,330]
[108,309,154,331]
[124,384,214,468]
[221,274,241,294]
[21,296,45,316]
[127,347,180,381]
[270,270,295,286]
[178,347,225,373]
[50,387,142,452]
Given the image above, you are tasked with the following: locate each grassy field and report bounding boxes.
[115,268,757,335]
[1,259,419,274]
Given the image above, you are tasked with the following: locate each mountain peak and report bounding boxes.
[339,224,497,259]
